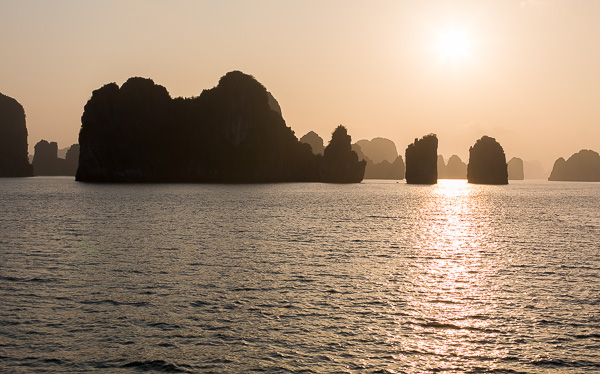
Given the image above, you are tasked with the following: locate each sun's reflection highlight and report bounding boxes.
[388,180,506,372]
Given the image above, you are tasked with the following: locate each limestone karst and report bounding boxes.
[507,157,524,180]
[320,125,366,183]
[77,71,364,183]
[405,134,438,184]
[467,136,508,185]
[32,140,79,176]
[438,155,467,179]
[352,138,404,180]
[446,155,467,179]
[355,138,398,164]
[548,149,600,181]
[0,93,33,177]
[299,131,324,155]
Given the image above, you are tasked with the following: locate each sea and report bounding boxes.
[0,177,599,373]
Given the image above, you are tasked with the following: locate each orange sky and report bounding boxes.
[1,0,599,172]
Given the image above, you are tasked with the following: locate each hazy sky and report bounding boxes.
[1,0,599,170]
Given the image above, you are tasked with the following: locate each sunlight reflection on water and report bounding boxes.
[388,180,508,372]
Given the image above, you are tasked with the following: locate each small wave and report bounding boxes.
[416,321,500,333]
[419,321,463,330]
[428,299,458,304]
[0,275,57,283]
[190,300,211,307]
[80,299,150,307]
[466,367,529,374]
[43,358,65,365]
[148,322,182,330]
[121,360,189,372]
[532,358,600,368]
[574,333,600,339]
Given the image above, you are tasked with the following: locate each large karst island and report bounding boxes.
[405,134,438,184]
[0,93,33,177]
[76,71,365,183]
[467,136,508,185]
[549,149,600,181]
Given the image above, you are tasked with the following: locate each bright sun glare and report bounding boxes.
[434,28,473,63]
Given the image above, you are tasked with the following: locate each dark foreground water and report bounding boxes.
[0,177,599,373]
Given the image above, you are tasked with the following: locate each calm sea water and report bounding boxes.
[0,177,599,373]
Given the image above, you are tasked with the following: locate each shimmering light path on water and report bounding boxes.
[1,178,599,373]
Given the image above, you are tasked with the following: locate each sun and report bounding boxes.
[434,28,473,63]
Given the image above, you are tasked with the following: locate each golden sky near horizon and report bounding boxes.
[1,0,599,171]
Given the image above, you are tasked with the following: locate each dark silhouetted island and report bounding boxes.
[32,140,79,176]
[467,136,508,184]
[507,157,524,180]
[0,93,33,177]
[548,149,600,181]
[405,134,437,184]
[320,126,366,183]
[77,71,364,183]
[299,131,324,155]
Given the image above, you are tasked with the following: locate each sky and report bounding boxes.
[1,0,599,172]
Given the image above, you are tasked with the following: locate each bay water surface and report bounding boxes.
[1,177,599,373]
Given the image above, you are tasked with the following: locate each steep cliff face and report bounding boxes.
[405,134,437,184]
[64,144,79,175]
[0,93,33,177]
[467,136,508,185]
[77,71,363,183]
[548,149,600,181]
[507,157,524,180]
[320,126,366,183]
[33,140,59,175]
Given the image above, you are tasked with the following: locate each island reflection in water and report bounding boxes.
[0,178,599,373]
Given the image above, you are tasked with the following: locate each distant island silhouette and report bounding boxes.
[77,71,365,183]
[405,134,438,184]
[299,131,324,155]
[549,149,600,181]
[355,138,397,164]
[32,140,79,176]
[0,92,33,177]
[298,132,406,180]
[467,136,508,185]
[353,138,405,180]
[438,155,467,179]
[507,157,524,180]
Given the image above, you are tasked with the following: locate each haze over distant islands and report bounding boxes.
[467,136,508,185]
[549,150,600,182]
[353,138,405,180]
[299,133,405,180]
[76,71,365,183]
[299,131,324,155]
[438,155,467,179]
[0,93,33,177]
[507,157,524,180]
